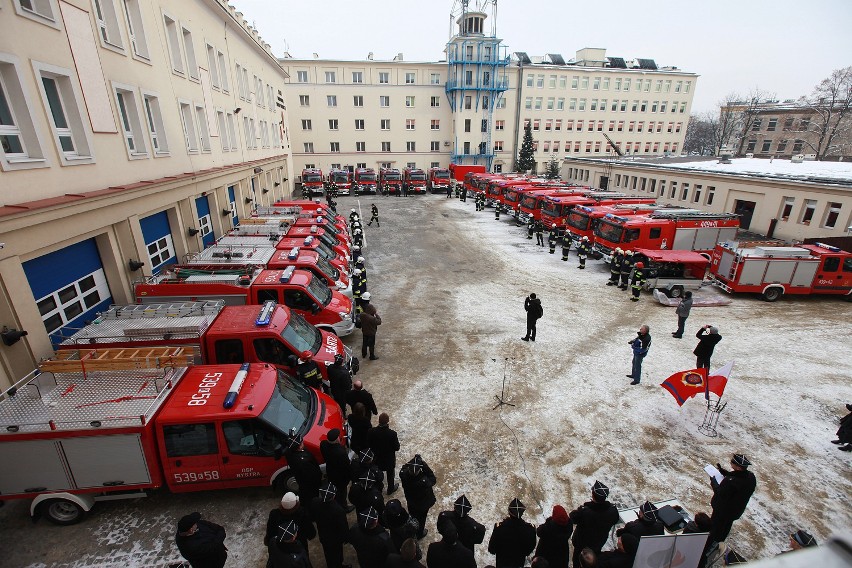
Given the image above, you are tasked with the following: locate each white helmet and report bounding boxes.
[357,256,365,264]
[362,292,371,301]
[355,229,361,235]
[351,208,356,213]
[625,250,633,256]
[615,247,623,254]
[552,224,557,228]
[582,236,589,241]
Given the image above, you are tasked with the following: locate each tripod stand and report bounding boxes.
[493,357,515,410]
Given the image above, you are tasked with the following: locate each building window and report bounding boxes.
[163,14,184,74]
[464,142,470,154]
[431,96,440,108]
[217,52,230,92]
[430,119,440,130]
[178,101,197,152]
[325,71,336,83]
[113,85,147,157]
[761,140,772,153]
[382,141,391,152]
[534,97,542,110]
[823,202,842,228]
[767,118,778,131]
[380,119,390,130]
[121,0,149,59]
[801,200,817,224]
[0,56,45,169]
[303,142,313,153]
[216,110,229,151]
[328,119,338,130]
[354,119,364,130]
[379,72,389,84]
[784,117,794,129]
[146,235,175,271]
[92,0,124,49]
[405,72,415,84]
[464,119,471,133]
[751,118,762,131]
[181,26,199,80]
[533,119,540,131]
[352,71,363,83]
[581,77,589,89]
[226,112,237,149]
[299,94,309,107]
[297,70,308,82]
[405,96,415,107]
[195,105,210,152]
[326,95,337,107]
[465,45,473,60]
[330,142,340,152]
[495,120,505,131]
[206,45,220,89]
[380,96,389,107]
[792,139,804,153]
[37,66,93,163]
[142,93,167,155]
[301,119,311,130]
[780,197,795,220]
[777,139,788,153]
[746,140,757,153]
[429,141,439,151]
[430,73,440,85]
[406,141,416,152]
[465,96,472,110]
[681,183,689,201]
[405,119,415,130]
[352,95,364,107]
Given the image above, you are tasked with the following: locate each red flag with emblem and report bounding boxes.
[661,368,708,407]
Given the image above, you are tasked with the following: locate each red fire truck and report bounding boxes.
[266,248,351,296]
[136,265,355,336]
[539,191,652,229]
[517,189,580,225]
[267,202,345,224]
[427,167,451,193]
[633,249,711,298]
[463,172,501,199]
[0,356,345,524]
[300,168,324,196]
[562,202,662,244]
[254,205,348,235]
[486,177,541,212]
[354,168,378,195]
[327,169,353,196]
[403,168,428,195]
[593,210,740,263]
[274,237,350,274]
[709,242,852,301]
[448,163,487,188]
[379,168,403,195]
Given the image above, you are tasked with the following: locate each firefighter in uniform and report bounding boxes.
[577,236,591,269]
[630,261,646,302]
[301,184,311,200]
[350,209,360,225]
[619,251,634,290]
[367,204,380,227]
[495,202,501,221]
[355,257,367,285]
[548,225,558,254]
[561,231,572,261]
[352,268,366,313]
[608,248,624,286]
[295,351,323,390]
[535,221,545,247]
[527,218,535,240]
[353,228,364,249]
[474,193,481,211]
[460,184,467,202]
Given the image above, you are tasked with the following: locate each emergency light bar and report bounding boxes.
[577,205,594,213]
[279,266,296,283]
[223,362,250,409]
[315,217,324,224]
[304,236,314,245]
[287,247,300,260]
[310,225,318,234]
[256,301,276,326]
[604,213,629,222]
[814,242,841,252]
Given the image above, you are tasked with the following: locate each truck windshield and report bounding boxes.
[410,173,426,181]
[541,201,560,217]
[434,171,450,179]
[595,220,624,243]
[359,174,376,182]
[332,174,348,183]
[304,175,322,183]
[505,191,521,204]
[259,371,312,436]
[520,195,537,210]
[385,174,401,181]
[317,232,339,251]
[316,256,340,280]
[281,313,321,354]
[314,241,336,260]
[306,274,332,306]
[567,211,591,231]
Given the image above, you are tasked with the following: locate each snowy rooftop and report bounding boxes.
[569,157,852,187]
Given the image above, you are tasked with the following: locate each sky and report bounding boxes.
[232,0,852,114]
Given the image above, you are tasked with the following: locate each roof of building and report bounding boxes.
[565,156,852,188]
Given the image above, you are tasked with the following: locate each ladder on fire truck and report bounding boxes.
[40,347,195,373]
[600,133,623,190]
[648,210,739,220]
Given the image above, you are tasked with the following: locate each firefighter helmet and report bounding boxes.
[635,261,645,269]
[362,292,371,301]
[625,250,633,256]
[357,256,365,264]
[301,350,312,360]
[355,229,362,235]
[351,208,356,213]
[334,353,344,365]
[616,247,623,254]
[582,236,589,241]
[552,224,557,228]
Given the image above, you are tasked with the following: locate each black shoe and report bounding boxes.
[626,375,635,378]
[840,444,852,452]
[369,356,379,360]
[831,439,843,444]
[521,337,530,342]
[531,338,535,342]
[417,529,429,540]
[606,282,615,286]
[847,403,852,412]
[387,483,399,495]
[345,504,356,513]
[630,380,640,385]
[631,297,639,302]
[672,334,682,339]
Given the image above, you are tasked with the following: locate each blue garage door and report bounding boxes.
[227,185,238,225]
[140,211,176,274]
[23,239,114,346]
[195,195,215,248]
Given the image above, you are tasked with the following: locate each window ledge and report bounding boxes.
[7,157,47,164]
[129,152,149,160]
[154,151,170,158]
[64,155,94,161]
[100,41,126,56]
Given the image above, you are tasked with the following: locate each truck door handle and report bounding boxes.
[175,460,182,467]
[223,456,229,464]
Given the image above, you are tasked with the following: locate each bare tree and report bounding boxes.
[683,112,718,156]
[798,66,852,160]
[733,88,776,156]
[715,92,745,155]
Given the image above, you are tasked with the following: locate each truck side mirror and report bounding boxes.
[273,444,283,460]
[311,303,320,315]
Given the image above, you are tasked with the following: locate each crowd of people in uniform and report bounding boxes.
[172,193,825,568]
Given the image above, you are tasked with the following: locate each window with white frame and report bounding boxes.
[303,142,314,153]
[356,141,365,152]
[36,269,110,334]
[405,96,415,107]
[325,71,336,83]
[240,66,249,100]
[235,63,245,98]
[380,119,390,130]
[92,0,124,49]
[326,95,337,107]
[178,100,197,152]
[260,121,269,148]
[430,141,439,151]
[431,119,439,130]
[217,110,229,151]
[430,73,440,85]
[299,94,309,106]
[206,44,220,89]
[494,141,503,151]
[181,26,199,80]
[405,72,415,84]
[147,235,175,271]
[823,202,842,228]
[194,104,209,152]
[406,119,415,130]
[226,112,237,149]
[354,119,364,130]
[381,141,390,152]
[0,56,46,169]
[14,0,59,26]
[121,0,149,59]
[328,141,339,152]
[328,118,338,130]
[431,96,440,108]
[406,141,415,152]
[353,95,363,107]
[113,84,147,157]
[379,72,389,84]
[351,71,363,83]
[254,76,264,107]
[380,96,389,107]
[197,211,212,238]
[801,199,817,224]
[36,64,93,163]
[217,51,229,92]
[163,14,184,74]
[297,70,308,82]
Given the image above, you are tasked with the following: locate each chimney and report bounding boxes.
[393,52,403,61]
[312,52,319,59]
[367,52,374,60]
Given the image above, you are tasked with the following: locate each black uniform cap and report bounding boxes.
[454,494,472,517]
[508,498,526,518]
[359,448,374,464]
[358,506,379,528]
[732,454,752,468]
[592,480,610,499]
[640,501,658,521]
[286,435,302,451]
[277,520,299,543]
[319,481,337,502]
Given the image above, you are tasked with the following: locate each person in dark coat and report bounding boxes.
[626,325,651,385]
[694,326,722,369]
[383,499,421,554]
[561,232,572,261]
[709,454,757,543]
[320,428,354,511]
[350,450,386,517]
[283,435,323,507]
[327,354,352,411]
[831,403,852,451]
[596,534,639,568]
[368,412,401,494]
[427,520,477,568]
[175,512,228,568]
[349,506,395,568]
[488,498,537,568]
[522,293,543,342]
[348,402,373,453]
[682,511,712,568]
[360,293,382,360]
[607,248,624,286]
[309,482,349,568]
[577,236,591,269]
[399,455,437,539]
[368,204,380,227]
[265,492,316,556]
[535,505,573,568]
[548,226,558,254]
[619,251,634,290]
[616,501,664,540]
[528,218,535,240]
[295,351,323,390]
[535,221,545,246]
[384,538,426,568]
[346,379,379,416]
[438,495,487,554]
[629,261,646,301]
[568,481,619,568]
[672,291,693,338]
[268,519,313,568]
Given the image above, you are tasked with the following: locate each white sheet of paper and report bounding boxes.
[705,464,724,483]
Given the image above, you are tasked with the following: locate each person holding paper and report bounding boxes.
[709,454,757,544]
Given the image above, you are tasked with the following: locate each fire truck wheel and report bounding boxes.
[41,498,85,525]
[762,287,783,302]
[668,286,684,299]
[273,471,299,494]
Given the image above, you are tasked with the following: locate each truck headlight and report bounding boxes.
[339,311,349,321]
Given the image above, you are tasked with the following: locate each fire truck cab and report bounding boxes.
[427,168,451,193]
[300,169,324,196]
[517,189,579,225]
[0,359,345,524]
[354,168,377,195]
[710,242,852,302]
[266,248,351,296]
[403,168,428,195]
[632,248,710,298]
[327,169,353,196]
[563,203,661,244]
[378,168,403,195]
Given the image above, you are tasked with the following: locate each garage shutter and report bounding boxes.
[140,211,176,274]
[195,195,215,248]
